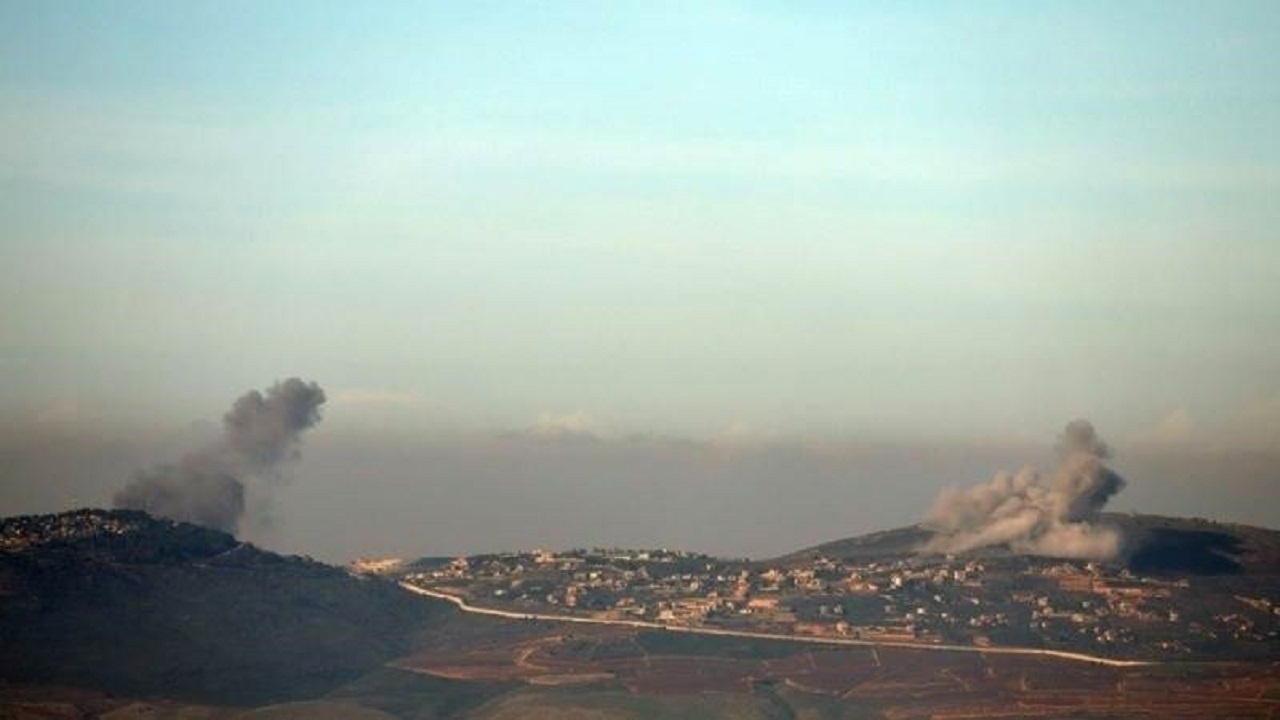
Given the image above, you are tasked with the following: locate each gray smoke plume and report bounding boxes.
[921,420,1126,560]
[223,379,326,470]
[113,378,326,531]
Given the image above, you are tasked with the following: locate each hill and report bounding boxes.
[779,513,1280,576]
[775,523,934,564]
[2,509,1278,719]
[1117,513,1280,575]
[0,509,451,706]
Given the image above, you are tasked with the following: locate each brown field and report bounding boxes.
[763,649,882,695]
[395,622,1280,717]
[525,672,617,686]
[0,684,240,720]
[620,657,760,695]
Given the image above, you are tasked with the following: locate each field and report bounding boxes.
[394,620,1280,718]
[5,641,1276,719]
[4,591,1277,718]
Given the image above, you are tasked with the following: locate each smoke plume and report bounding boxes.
[113,378,326,531]
[922,420,1126,560]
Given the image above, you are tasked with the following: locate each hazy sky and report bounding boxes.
[2,3,1278,559]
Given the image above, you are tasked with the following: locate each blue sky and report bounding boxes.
[2,3,1280,555]
[4,2,1279,438]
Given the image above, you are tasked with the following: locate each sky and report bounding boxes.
[2,2,1279,560]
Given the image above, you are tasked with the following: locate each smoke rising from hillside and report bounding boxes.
[922,420,1126,560]
[113,379,325,531]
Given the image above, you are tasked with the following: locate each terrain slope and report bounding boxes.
[0,509,449,705]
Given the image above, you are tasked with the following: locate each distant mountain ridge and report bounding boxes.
[778,513,1280,576]
[0,508,449,705]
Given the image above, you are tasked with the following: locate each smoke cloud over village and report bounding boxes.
[113,378,326,531]
[922,420,1127,560]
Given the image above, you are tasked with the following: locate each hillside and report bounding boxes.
[780,513,1280,577]
[775,523,934,564]
[0,509,451,706]
[2,509,1278,719]
[1116,513,1280,575]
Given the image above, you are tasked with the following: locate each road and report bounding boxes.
[398,582,1153,668]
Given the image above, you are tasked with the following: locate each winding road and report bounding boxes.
[398,582,1153,668]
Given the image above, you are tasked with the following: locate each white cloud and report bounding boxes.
[511,411,610,442]
[707,420,783,450]
[1131,408,1195,446]
[1128,395,1280,453]
[330,389,422,408]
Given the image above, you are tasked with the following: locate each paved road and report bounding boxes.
[399,582,1153,668]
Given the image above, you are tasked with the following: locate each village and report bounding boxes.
[0,509,152,551]
[5,509,1273,661]
[388,546,1279,659]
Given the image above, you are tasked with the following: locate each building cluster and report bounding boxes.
[349,557,406,575]
[0,509,143,551]
[398,546,1278,657]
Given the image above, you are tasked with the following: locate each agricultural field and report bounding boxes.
[393,618,1280,718]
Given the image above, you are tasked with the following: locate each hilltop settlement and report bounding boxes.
[364,528,1278,662]
[3,509,1279,719]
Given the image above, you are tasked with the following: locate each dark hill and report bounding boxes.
[775,523,934,564]
[0,509,450,706]
[1114,513,1280,576]
[779,513,1280,577]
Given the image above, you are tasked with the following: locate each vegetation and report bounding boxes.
[0,509,452,705]
[2,508,1277,718]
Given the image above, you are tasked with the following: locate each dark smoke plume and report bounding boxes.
[921,420,1126,560]
[113,378,326,531]
[223,379,326,470]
